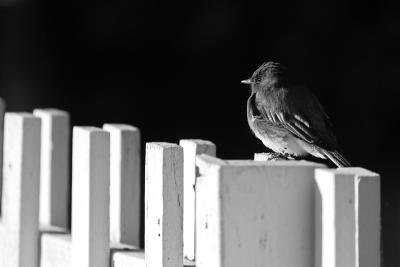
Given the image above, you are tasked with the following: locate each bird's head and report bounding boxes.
[241,61,288,92]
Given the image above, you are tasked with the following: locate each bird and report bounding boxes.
[242,61,351,167]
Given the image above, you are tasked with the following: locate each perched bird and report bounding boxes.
[242,61,351,167]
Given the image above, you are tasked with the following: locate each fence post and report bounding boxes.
[196,155,324,267]
[71,127,110,267]
[33,109,70,229]
[103,124,141,247]
[0,113,41,267]
[179,139,216,261]
[145,142,183,267]
[315,168,380,267]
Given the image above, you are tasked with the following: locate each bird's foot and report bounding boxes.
[255,152,291,161]
[283,153,295,160]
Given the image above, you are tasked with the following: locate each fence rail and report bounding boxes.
[0,98,381,267]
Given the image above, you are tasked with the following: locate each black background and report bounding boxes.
[1,0,399,265]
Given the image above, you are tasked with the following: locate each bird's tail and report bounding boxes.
[321,149,351,168]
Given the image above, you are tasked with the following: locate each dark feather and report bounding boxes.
[320,150,351,167]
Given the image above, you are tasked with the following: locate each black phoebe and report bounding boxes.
[242,61,351,167]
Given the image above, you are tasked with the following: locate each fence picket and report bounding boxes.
[71,127,110,267]
[0,113,41,267]
[103,124,141,247]
[196,155,324,267]
[0,98,5,200]
[315,168,380,267]
[34,109,70,229]
[145,143,183,267]
[179,139,216,261]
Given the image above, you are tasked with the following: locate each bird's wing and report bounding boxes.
[255,88,351,167]
[255,87,338,150]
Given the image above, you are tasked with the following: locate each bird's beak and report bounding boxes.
[241,79,253,84]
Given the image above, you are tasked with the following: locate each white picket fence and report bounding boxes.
[0,98,381,267]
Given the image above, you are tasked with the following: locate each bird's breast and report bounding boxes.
[248,117,311,157]
[247,92,310,156]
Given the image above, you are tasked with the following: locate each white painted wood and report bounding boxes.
[40,231,71,267]
[0,98,5,202]
[145,142,183,267]
[194,156,222,267]
[71,127,110,267]
[113,250,145,267]
[179,139,216,261]
[315,168,381,267]
[33,109,70,229]
[196,155,324,267]
[103,124,141,247]
[112,250,194,267]
[41,228,139,267]
[184,259,196,267]
[0,113,41,267]
[254,152,275,161]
